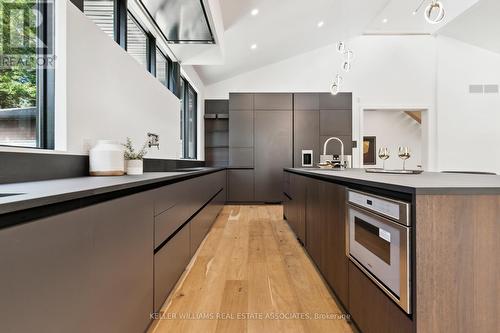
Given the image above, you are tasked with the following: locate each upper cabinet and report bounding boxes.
[229,93,254,110]
[254,93,293,110]
[229,110,254,148]
[319,109,352,136]
[294,93,320,110]
[319,92,352,110]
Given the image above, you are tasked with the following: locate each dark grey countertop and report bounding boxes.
[0,168,224,216]
[285,168,500,195]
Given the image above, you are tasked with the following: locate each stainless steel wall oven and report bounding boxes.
[346,189,412,314]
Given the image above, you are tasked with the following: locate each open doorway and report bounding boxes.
[360,108,429,170]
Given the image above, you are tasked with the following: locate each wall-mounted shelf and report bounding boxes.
[204,113,229,119]
[205,100,229,167]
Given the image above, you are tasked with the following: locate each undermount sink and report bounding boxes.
[0,193,23,198]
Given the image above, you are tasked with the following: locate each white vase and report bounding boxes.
[126,159,143,175]
[89,140,125,176]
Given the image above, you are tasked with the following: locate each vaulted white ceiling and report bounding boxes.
[438,0,500,55]
[193,0,482,85]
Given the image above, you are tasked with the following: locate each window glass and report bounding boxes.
[185,85,197,159]
[0,0,54,148]
[156,48,168,87]
[180,78,185,145]
[180,77,197,159]
[84,0,114,40]
[126,12,147,68]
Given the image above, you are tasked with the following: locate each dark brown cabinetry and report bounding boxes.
[349,262,412,333]
[294,110,320,167]
[227,92,352,200]
[283,173,306,244]
[255,109,292,202]
[154,224,191,311]
[0,171,227,333]
[286,173,348,304]
[228,169,254,202]
[0,192,154,333]
[319,93,353,156]
[205,100,229,168]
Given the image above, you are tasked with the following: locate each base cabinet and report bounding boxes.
[190,190,225,256]
[228,169,254,202]
[349,262,413,333]
[290,172,348,309]
[154,225,191,311]
[0,170,227,333]
[0,192,154,333]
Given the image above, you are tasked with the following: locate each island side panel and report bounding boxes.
[415,194,500,333]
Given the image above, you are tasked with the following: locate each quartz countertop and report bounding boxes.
[285,168,500,195]
[0,168,224,216]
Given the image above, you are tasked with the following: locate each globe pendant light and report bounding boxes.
[330,74,343,95]
[425,1,445,24]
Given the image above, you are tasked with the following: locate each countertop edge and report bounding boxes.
[0,168,225,218]
[284,168,500,195]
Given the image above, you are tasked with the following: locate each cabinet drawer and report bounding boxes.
[154,204,192,249]
[349,262,413,333]
[190,190,224,256]
[154,181,184,216]
[154,225,190,311]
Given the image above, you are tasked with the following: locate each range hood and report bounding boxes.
[139,0,215,44]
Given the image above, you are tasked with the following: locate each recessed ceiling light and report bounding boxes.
[251,8,259,16]
[251,44,257,50]
[382,18,388,23]
[317,21,325,28]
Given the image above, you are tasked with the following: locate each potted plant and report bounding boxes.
[123,137,148,175]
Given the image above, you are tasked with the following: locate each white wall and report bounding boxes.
[205,35,437,169]
[363,110,422,170]
[436,36,500,174]
[65,2,183,159]
[1,1,207,161]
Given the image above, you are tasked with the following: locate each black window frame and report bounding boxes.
[0,0,55,150]
[155,47,171,88]
[83,0,178,94]
[125,10,150,70]
[180,77,198,160]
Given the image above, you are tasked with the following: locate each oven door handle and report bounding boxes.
[347,203,411,231]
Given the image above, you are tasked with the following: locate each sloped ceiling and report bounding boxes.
[438,0,500,55]
[193,0,483,85]
[195,0,390,85]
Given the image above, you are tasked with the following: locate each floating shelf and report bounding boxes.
[204,113,229,119]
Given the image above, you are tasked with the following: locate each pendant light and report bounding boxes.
[336,41,345,54]
[342,49,354,72]
[330,74,343,95]
[414,0,445,24]
[425,1,445,24]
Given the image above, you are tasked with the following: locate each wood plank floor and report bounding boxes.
[148,205,356,333]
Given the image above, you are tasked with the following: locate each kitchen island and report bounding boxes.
[0,168,227,333]
[283,168,499,333]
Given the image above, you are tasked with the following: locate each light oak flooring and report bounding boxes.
[148,205,356,333]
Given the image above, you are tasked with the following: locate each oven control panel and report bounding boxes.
[347,190,410,225]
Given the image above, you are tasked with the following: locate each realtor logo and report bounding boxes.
[0,0,55,69]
